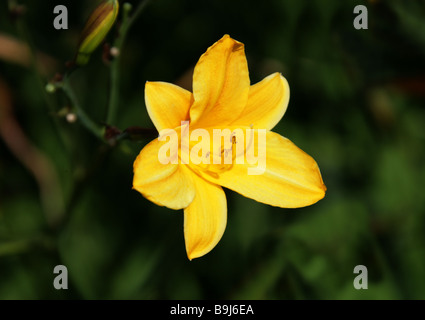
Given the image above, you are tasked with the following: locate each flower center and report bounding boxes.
[179,126,255,179]
[170,122,261,178]
[193,132,239,178]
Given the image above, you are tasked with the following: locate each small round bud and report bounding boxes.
[123,2,133,13]
[110,47,120,57]
[45,83,56,93]
[66,113,77,123]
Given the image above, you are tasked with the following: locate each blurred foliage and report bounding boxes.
[1,0,425,300]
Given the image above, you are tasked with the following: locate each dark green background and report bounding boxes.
[1,0,424,299]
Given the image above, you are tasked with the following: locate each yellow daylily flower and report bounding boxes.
[133,35,326,260]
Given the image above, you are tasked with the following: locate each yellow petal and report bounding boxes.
[190,35,250,128]
[145,81,193,132]
[231,73,290,130]
[133,138,195,210]
[197,131,326,208]
[184,172,227,260]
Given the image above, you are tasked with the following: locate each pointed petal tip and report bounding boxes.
[186,251,194,261]
[319,181,327,198]
[184,235,223,260]
[185,248,206,261]
[216,34,244,51]
[315,184,327,203]
[305,176,327,206]
[303,162,327,206]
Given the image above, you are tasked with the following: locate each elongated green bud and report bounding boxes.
[76,0,119,66]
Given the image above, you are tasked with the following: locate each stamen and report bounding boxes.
[189,127,257,178]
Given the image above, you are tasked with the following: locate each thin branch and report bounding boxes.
[62,76,105,140]
[106,0,154,125]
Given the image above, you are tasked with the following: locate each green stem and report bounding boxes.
[125,0,154,33]
[106,0,153,125]
[62,76,104,140]
[0,235,55,257]
[0,239,31,256]
[107,54,121,125]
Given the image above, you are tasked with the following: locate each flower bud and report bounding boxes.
[76,0,119,66]
[45,83,56,93]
